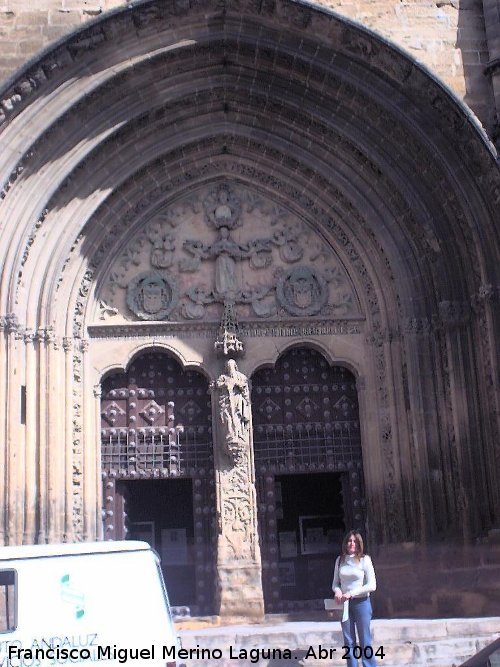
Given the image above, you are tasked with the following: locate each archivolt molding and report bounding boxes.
[0,55,496,332]
[3,112,487,335]
[5,68,490,306]
[0,2,498,320]
[0,0,496,164]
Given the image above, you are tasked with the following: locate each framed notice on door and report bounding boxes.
[161,528,188,565]
[299,515,340,555]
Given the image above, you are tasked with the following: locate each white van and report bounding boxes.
[0,541,180,667]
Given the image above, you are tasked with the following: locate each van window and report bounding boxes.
[0,570,16,632]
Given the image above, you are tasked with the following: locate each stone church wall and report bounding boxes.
[0,0,495,136]
[0,0,498,621]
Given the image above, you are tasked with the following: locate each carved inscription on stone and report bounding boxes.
[95,183,361,323]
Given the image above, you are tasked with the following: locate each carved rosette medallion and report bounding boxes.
[126,271,178,320]
[276,266,328,316]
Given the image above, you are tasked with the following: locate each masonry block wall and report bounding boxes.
[0,0,496,140]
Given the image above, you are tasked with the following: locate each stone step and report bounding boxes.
[177,617,500,667]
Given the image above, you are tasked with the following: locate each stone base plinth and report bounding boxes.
[216,562,264,620]
[373,541,500,618]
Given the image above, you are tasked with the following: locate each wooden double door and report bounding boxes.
[251,348,366,613]
[100,347,365,615]
[100,352,216,615]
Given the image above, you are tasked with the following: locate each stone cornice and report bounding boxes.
[87,317,365,339]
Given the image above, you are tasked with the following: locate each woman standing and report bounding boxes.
[332,530,378,667]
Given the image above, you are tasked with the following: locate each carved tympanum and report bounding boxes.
[96,183,361,323]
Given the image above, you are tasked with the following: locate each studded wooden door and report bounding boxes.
[100,351,215,615]
[251,347,365,613]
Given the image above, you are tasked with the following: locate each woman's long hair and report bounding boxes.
[340,530,365,563]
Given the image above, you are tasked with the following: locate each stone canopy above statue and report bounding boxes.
[95,183,363,324]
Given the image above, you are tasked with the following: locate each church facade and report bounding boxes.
[0,0,499,620]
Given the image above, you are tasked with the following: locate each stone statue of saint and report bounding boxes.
[210,227,249,299]
[212,360,251,461]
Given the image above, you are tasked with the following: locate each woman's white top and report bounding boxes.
[332,554,377,598]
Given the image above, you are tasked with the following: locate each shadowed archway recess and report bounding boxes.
[0,0,499,554]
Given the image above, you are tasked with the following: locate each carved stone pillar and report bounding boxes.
[63,337,75,542]
[82,339,99,541]
[24,329,37,544]
[5,316,24,545]
[210,360,264,620]
[436,300,475,542]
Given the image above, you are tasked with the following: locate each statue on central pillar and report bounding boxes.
[214,359,250,460]
[210,360,264,620]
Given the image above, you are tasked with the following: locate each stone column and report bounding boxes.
[47,330,64,542]
[24,329,37,544]
[437,301,475,542]
[36,327,49,543]
[0,317,7,544]
[6,316,24,545]
[63,337,75,542]
[82,339,99,540]
[210,360,264,620]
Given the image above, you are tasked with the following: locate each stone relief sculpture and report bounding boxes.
[204,184,242,230]
[220,469,254,560]
[214,303,244,357]
[276,266,328,316]
[272,221,304,263]
[181,226,274,312]
[210,362,260,568]
[96,182,361,324]
[213,227,251,298]
[211,359,251,463]
[126,271,178,320]
[98,299,118,320]
[147,220,175,269]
